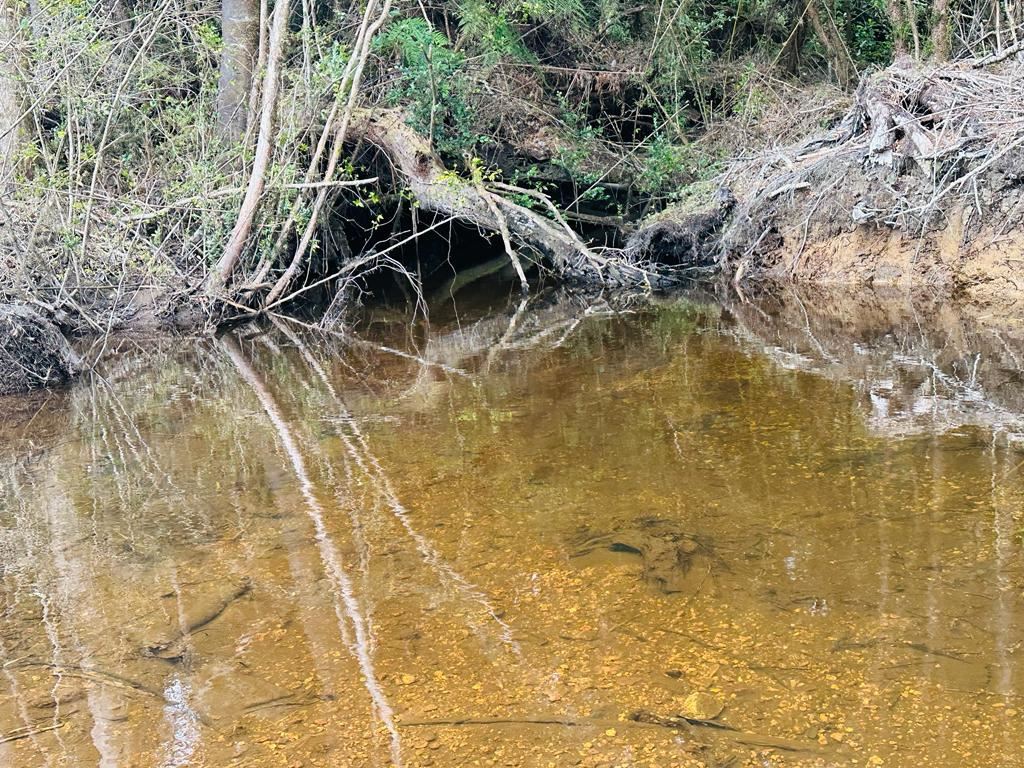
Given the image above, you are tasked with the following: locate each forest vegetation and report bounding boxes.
[0,0,1022,352]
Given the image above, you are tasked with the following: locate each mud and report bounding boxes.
[738,205,1024,312]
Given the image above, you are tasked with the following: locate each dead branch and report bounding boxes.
[972,39,1024,66]
[476,179,530,292]
[708,58,1024,278]
[209,0,290,291]
[261,0,395,306]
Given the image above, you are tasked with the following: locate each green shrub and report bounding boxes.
[376,18,476,157]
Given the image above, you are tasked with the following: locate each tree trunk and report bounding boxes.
[0,0,22,177]
[886,0,908,56]
[217,0,260,142]
[348,110,635,285]
[779,0,808,75]
[931,0,951,60]
[805,0,856,87]
[246,0,268,131]
[904,0,921,58]
[209,0,289,291]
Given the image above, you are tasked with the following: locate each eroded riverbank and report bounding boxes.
[2,286,1024,767]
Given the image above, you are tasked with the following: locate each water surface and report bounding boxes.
[2,286,1024,767]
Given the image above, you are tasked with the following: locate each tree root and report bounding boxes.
[703,57,1024,282]
[0,304,82,395]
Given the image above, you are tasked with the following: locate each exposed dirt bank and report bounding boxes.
[639,58,1024,309]
[745,217,1024,311]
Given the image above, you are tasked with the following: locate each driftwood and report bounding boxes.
[972,40,1024,67]
[860,81,937,168]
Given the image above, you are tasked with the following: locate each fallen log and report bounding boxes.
[352,109,652,287]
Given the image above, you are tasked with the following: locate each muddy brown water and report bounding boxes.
[2,286,1024,767]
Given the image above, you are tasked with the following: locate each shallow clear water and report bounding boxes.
[2,286,1024,767]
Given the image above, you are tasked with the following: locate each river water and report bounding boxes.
[1,285,1023,767]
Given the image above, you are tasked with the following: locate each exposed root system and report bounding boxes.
[722,59,1024,296]
[634,58,1024,303]
[355,109,657,288]
[0,304,81,395]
